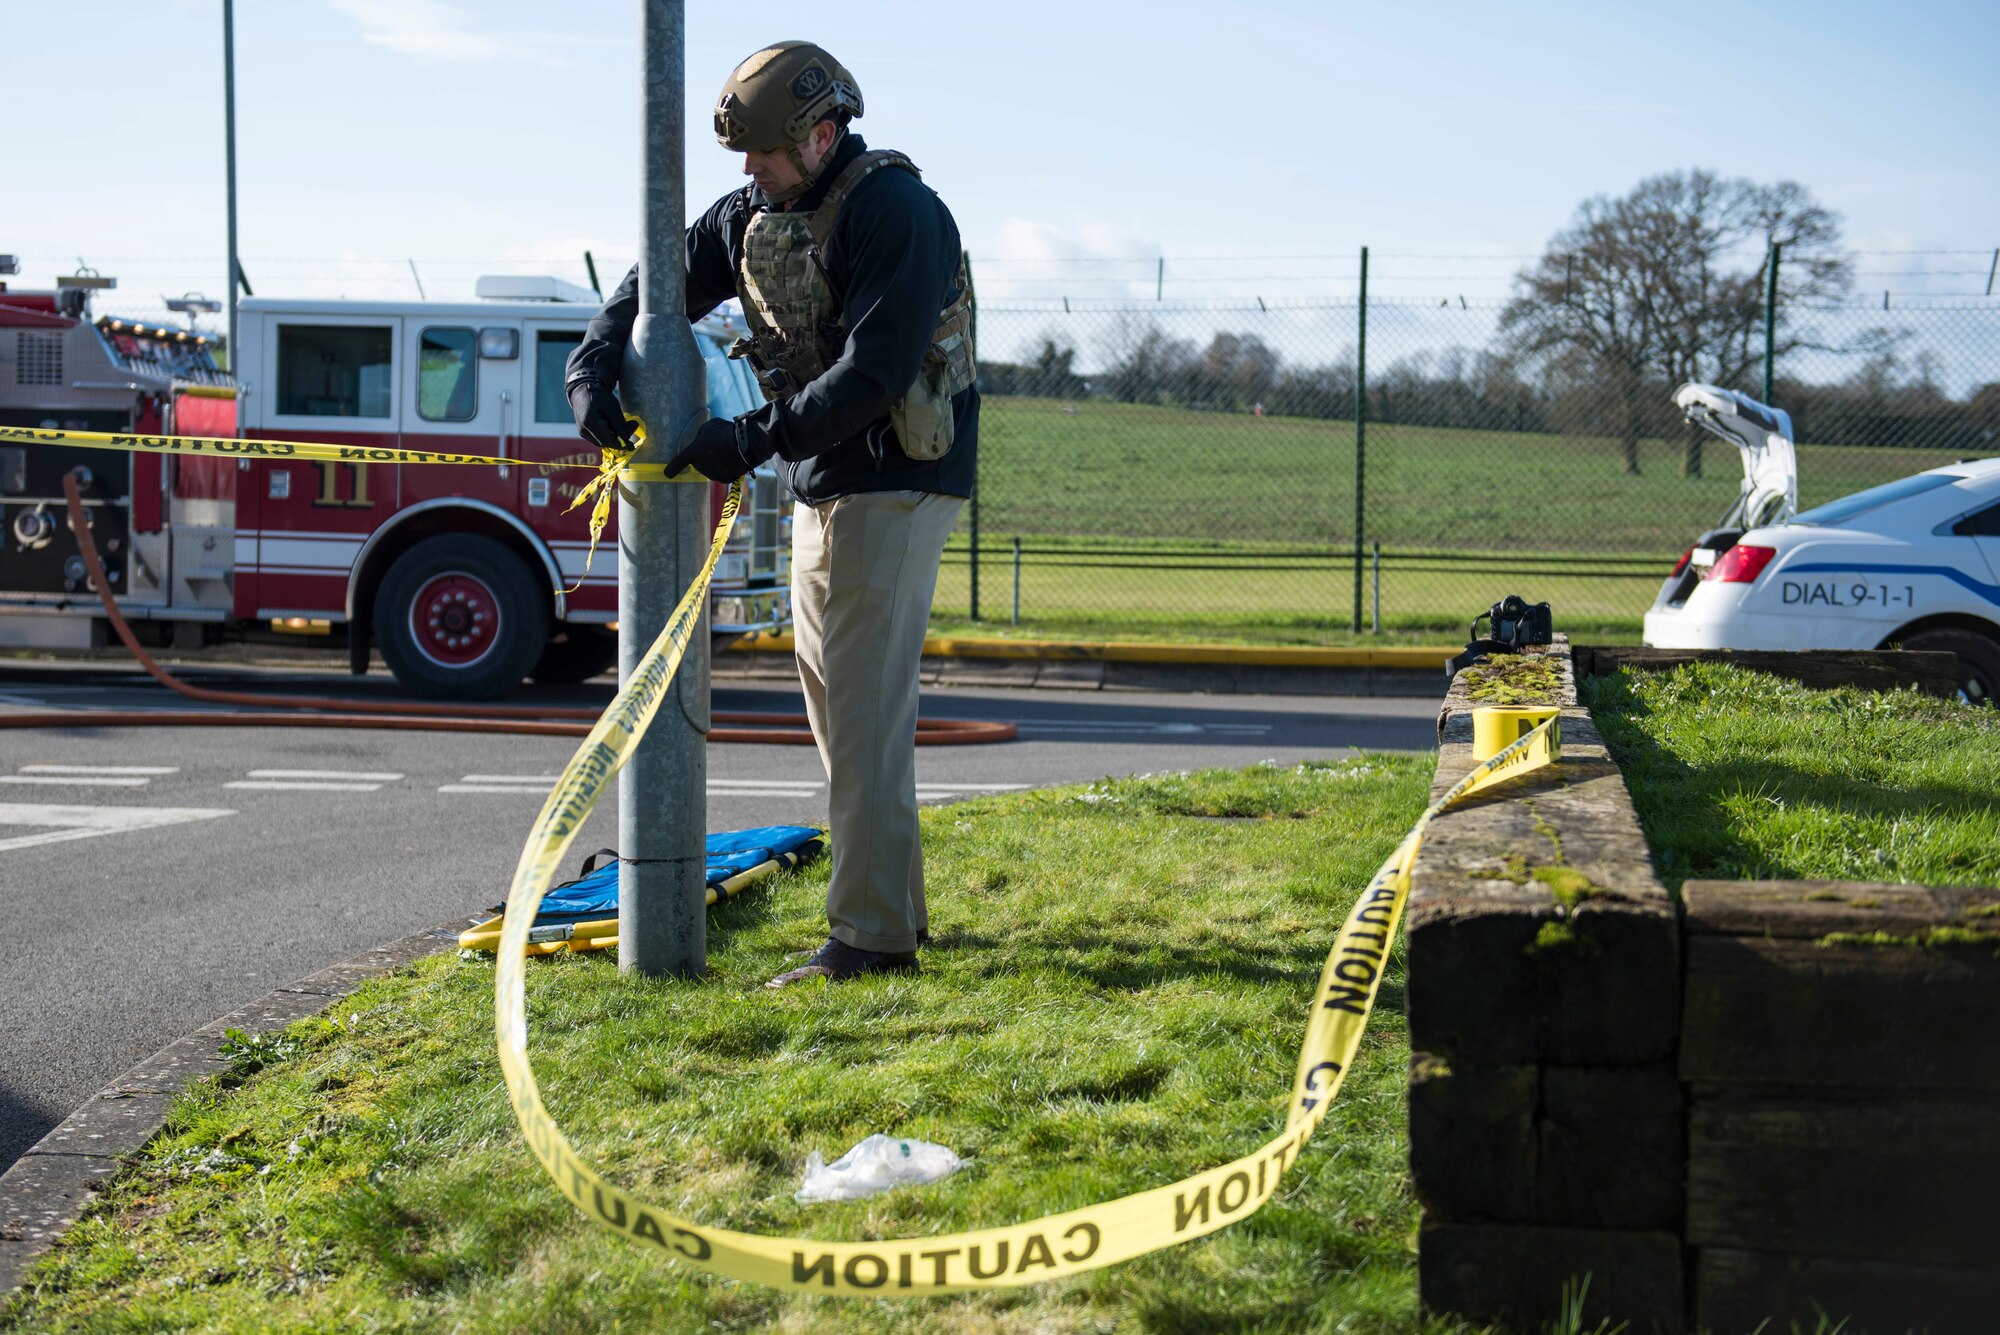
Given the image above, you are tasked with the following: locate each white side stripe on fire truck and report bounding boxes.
[235,531,366,573]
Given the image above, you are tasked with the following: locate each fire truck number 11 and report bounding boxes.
[313,461,373,509]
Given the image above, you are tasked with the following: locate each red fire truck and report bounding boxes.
[0,272,790,697]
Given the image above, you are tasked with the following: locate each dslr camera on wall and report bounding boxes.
[1446,595,1554,677]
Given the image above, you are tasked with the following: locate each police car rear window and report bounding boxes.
[1792,473,1956,527]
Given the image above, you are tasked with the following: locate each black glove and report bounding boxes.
[567,380,636,452]
[666,416,754,483]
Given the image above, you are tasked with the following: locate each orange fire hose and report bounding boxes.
[0,471,1014,747]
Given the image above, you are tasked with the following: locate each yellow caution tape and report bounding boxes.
[1471,704,1562,765]
[0,423,678,479]
[493,516,1564,1301]
[0,423,698,587]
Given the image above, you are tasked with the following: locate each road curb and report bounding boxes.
[723,640,1451,698]
[729,631,1453,670]
[0,917,472,1295]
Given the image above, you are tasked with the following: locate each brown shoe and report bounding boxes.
[765,937,919,989]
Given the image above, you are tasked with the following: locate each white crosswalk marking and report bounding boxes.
[0,802,233,854]
[246,769,403,781]
[708,788,824,799]
[0,775,152,787]
[707,778,822,789]
[231,768,402,793]
[3,763,180,789]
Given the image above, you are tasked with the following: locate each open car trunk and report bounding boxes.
[1652,383,1801,607]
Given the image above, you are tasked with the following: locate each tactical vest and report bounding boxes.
[730,150,976,462]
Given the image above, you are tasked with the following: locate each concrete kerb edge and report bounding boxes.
[726,648,1444,697]
[0,916,472,1295]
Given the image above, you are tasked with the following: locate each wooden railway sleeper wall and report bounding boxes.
[1409,637,1998,1334]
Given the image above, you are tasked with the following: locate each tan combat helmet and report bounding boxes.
[714,41,863,202]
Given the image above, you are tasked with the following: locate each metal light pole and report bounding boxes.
[618,0,710,978]
[223,0,240,369]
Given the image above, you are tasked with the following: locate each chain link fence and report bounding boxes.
[936,293,1998,641]
[13,250,1996,644]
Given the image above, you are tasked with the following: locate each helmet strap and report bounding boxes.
[766,126,845,206]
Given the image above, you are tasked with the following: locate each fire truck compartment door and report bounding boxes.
[517,318,599,599]
[398,316,522,514]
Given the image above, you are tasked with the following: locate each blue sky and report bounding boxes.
[6,0,1998,312]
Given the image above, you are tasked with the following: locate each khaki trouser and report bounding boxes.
[791,489,964,953]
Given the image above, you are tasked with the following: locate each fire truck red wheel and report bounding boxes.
[372,534,549,700]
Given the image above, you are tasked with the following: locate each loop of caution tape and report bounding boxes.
[0,423,689,589]
[493,550,1563,1296]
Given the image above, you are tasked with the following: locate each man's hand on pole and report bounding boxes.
[666,416,756,483]
[569,381,638,452]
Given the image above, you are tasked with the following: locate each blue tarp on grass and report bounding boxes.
[531,826,825,924]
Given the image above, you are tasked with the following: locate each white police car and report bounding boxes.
[1644,383,2000,706]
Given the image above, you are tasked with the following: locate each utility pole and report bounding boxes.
[222,0,239,369]
[618,0,709,978]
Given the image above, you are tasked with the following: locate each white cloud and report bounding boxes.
[990,217,1160,266]
[325,0,584,68]
[978,218,1164,302]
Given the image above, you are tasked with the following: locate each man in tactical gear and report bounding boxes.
[567,40,978,988]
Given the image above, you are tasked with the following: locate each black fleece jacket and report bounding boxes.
[565,134,978,504]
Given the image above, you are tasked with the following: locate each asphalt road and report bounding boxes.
[0,661,1439,1171]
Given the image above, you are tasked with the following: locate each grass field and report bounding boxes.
[928,533,1656,645]
[1585,663,2000,892]
[5,760,1474,1335]
[942,395,1970,644]
[976,395,1970,552]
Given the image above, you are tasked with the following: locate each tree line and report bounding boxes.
[977,170,1999,471]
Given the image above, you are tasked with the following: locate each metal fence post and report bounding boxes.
[964,249,980,621]
[618,0,708,979]
[968,484,980,622]
[1371,541,1381,633]
[1011,537,1022,625]
[1352,246,1368,633]
[1763,242,1781,403]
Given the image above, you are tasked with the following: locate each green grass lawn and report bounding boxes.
[944,395,1963,644]
[928,536,1652,647]
[1583,662,2000,892]
[5,759,1468,1335]
[976,395,1966,553]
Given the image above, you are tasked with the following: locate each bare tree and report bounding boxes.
[1501,170,1851,475]
[1102,313,1195,405]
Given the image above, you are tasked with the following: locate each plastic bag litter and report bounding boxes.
[795,1133,964,1203]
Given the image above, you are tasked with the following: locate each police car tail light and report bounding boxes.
[1703,544,1776,583]
[1670,546,1695,578]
